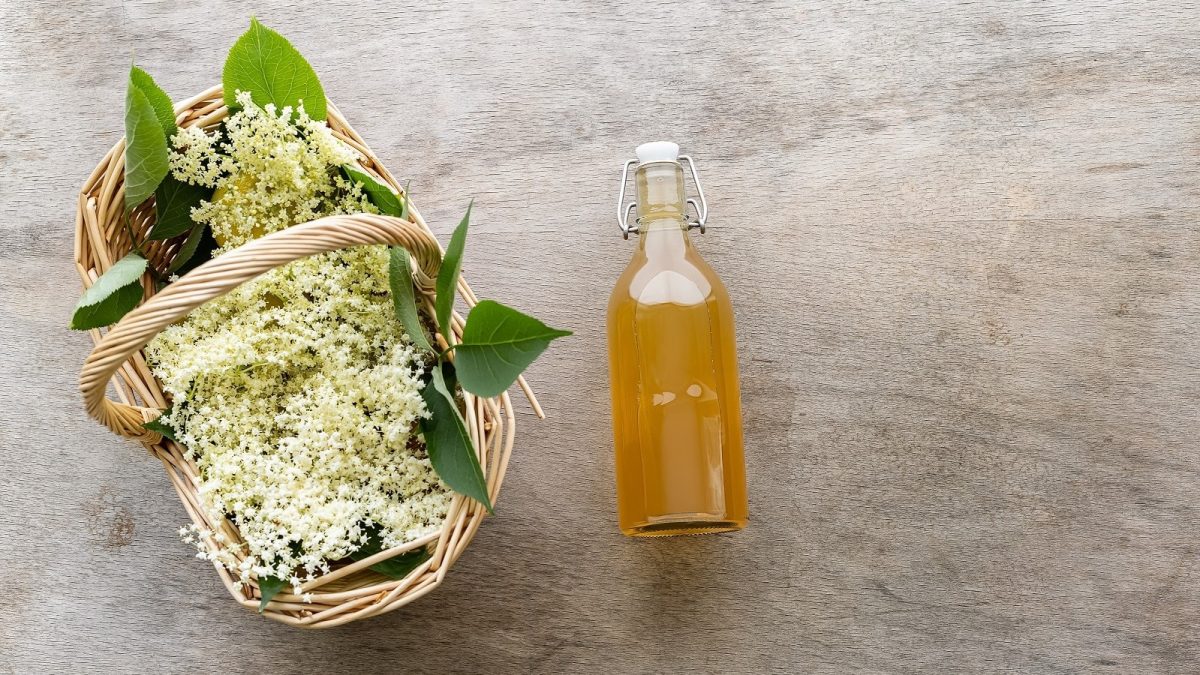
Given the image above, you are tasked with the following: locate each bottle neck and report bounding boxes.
[635,162,690,252]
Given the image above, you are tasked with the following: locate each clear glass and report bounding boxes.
[607,162,748,536]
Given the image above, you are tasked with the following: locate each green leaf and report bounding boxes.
[150,176,210,240]
[124,78,170,210]
[400,181,411,220]
[168,223,218,275]
[257,575,287,613]
[420,363,492,513]
[129,65,176,141]
[142,407,177,441]
[223,17,327,121]
[343,166,405,216]
[454,300,572,397]
[70,253,148,330]
[71,283,143,331]
[76,253,147,306]
[348,529,431,580]
[389,247,433,352]
[434,203,471,338]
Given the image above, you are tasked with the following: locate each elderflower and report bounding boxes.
[147,91,451,587]
[170,91,370,247]
[169,125,223,187]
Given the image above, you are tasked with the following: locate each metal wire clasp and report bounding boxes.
[616,155,710,240]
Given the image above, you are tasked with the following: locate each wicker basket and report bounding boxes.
[75,85,533,628]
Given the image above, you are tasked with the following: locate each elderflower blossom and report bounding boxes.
[170,91,367,246]
[169,125,223,187]
[147,91,451,588]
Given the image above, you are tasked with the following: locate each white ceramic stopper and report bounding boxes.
[635,141,680,164]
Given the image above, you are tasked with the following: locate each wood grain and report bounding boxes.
[1,1,1197,672]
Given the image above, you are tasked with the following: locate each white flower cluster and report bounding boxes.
[170,90,369,247]
[149,91,451,587]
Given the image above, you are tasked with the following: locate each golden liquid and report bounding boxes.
[607,163,748,537]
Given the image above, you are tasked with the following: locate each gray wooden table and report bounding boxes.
[1,1,1198,672]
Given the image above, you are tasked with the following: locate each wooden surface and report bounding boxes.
[1,1,1197,672]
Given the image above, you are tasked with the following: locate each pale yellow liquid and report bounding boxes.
[607,163,747,536]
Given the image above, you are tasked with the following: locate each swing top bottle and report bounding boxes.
[607,142,748,537]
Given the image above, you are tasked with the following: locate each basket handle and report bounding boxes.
[80,214,442,441]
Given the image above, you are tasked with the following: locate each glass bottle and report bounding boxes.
[607,142,748,536]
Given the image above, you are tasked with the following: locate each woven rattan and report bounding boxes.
[75,85,536,628]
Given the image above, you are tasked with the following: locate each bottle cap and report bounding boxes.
[635,141,679,164]
[618,144,707,239]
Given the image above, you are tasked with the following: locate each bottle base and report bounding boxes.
[621,517,746,538]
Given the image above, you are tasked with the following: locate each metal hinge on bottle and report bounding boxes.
[615,154,709,240]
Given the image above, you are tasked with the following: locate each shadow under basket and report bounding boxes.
[74,85,532,628]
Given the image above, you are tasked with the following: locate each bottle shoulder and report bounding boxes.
[608,250,730,311]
